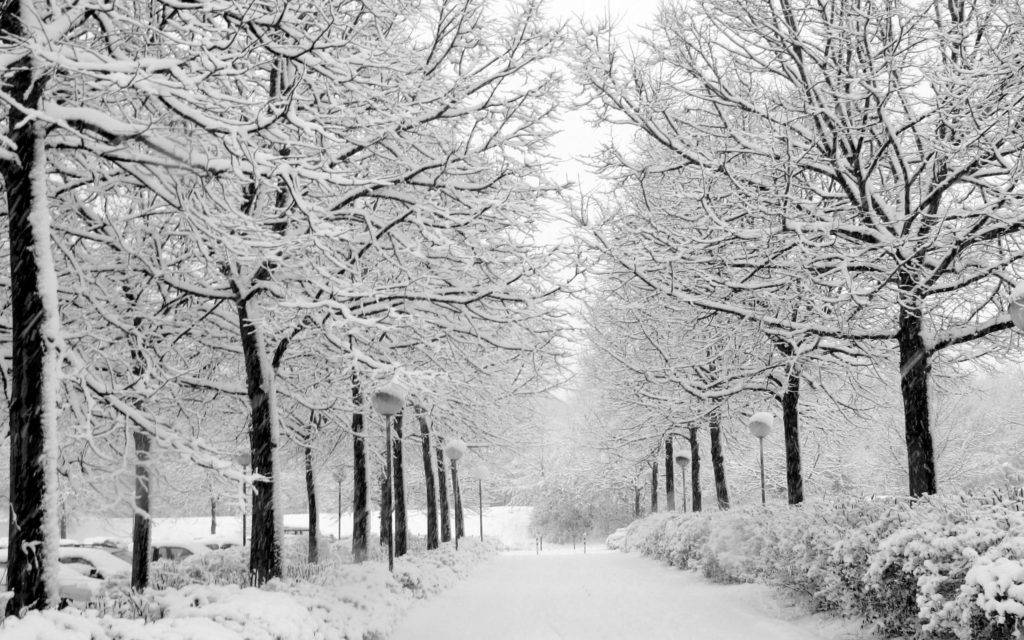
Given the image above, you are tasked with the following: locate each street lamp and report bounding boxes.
[467,464,487,541]
[674,450,690,512]
[332,469,344,540]
[444,438,467,550]
[371,382,407,572]
[1010,283,1024,331]
[233,452,251,546]
[747,412,773,505]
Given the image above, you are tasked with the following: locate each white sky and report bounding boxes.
[544,0,660,192]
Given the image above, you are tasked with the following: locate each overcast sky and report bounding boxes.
[536,0,661,238]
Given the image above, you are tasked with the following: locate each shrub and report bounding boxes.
[606,493,1024,639]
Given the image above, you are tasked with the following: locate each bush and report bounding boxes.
[606,493,1024,639]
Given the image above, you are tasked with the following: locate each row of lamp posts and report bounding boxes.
[372,381,473,570]
[230,379,483,572]
[662,411,774,512]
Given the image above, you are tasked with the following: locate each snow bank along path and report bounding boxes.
[391,548,874,640]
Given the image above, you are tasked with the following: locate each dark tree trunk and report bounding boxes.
[131,431,152,591]
[236,299,282,585]
[59,511,67,540]
[650,461,658,513]
[351,375,369,561]
[393,416,407,557]
[418,413,439,550]
[898,304,937,496]
[664,438,675,510]
[3,30,59,612]
[378,466,391,548]
[210,498,217,535]
[709,410,730,509]
[688,427,701,512]
[304,440,318,563]
[451,460,464,540]
[633,486,641,518]
[781,367,804,504]
[437,448,452,542]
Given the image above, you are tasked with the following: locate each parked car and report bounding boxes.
[76,537,132,563]
[58,546,131,580]
[151,540,210,562]
[0,550,105,607]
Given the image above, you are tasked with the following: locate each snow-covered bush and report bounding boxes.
[2,539,499,640]
[610,493,1024,639]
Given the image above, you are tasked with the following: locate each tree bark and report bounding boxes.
[633,486,641,518]
[451,459,464,540]
[378,465,391,548]
[437,448,452,542]
[210,497,217,535]
[3,16,60,611]
[781,367,804,504]
[351,374,369,561]
[418,413,439,550]
[898,302,937,496]
[664,438,675,510]
[393,415,407,557]
[688,427,701,512]
[131,431,152,590]
[709,410,730,509]
[236,298,283,585]
[304,439,318,563]
[650,461,658,513]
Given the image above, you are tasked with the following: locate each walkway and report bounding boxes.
[391,548,873,640]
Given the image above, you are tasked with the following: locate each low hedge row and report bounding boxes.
[607,494,1024,639]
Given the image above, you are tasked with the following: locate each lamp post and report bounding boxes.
[747,412,774,505]
[332,469,344,540]
[674,450,690,512]
[371,382,407,572]
[468,464,487,541]
[443,438,467,550]
[233,452,251,546]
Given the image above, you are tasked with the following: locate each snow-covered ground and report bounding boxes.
[391,549,876,640]
[2,539,498,640]
[59,505,534,550]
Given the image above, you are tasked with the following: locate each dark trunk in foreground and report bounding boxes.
[236,298,282,585]
[650,461,658,513]
[781,367,804,504]
[898,301,937,497]
[379,466,391,548]
[437,448,452,542]
[709,410,730,509]
[3,21,59,612]
[131,431,152,590]
[418,413,439,549]
[688,427,701,512]
[664,438,675,510]
[351,375,369,561]
[393,416,407,557]
[304,439,318,563]
[451,460,464,540]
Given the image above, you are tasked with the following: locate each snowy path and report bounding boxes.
[391,549,873,640]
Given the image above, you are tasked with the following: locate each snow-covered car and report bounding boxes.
[76,536,132,562]
[193,536,241,551]
[58,546,131,580]
[151,540,211,562]
[55,564,106,605]
[0,550,106,606]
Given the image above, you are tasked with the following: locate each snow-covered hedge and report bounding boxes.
[1,538,497,640]
[607,494,1024,639]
